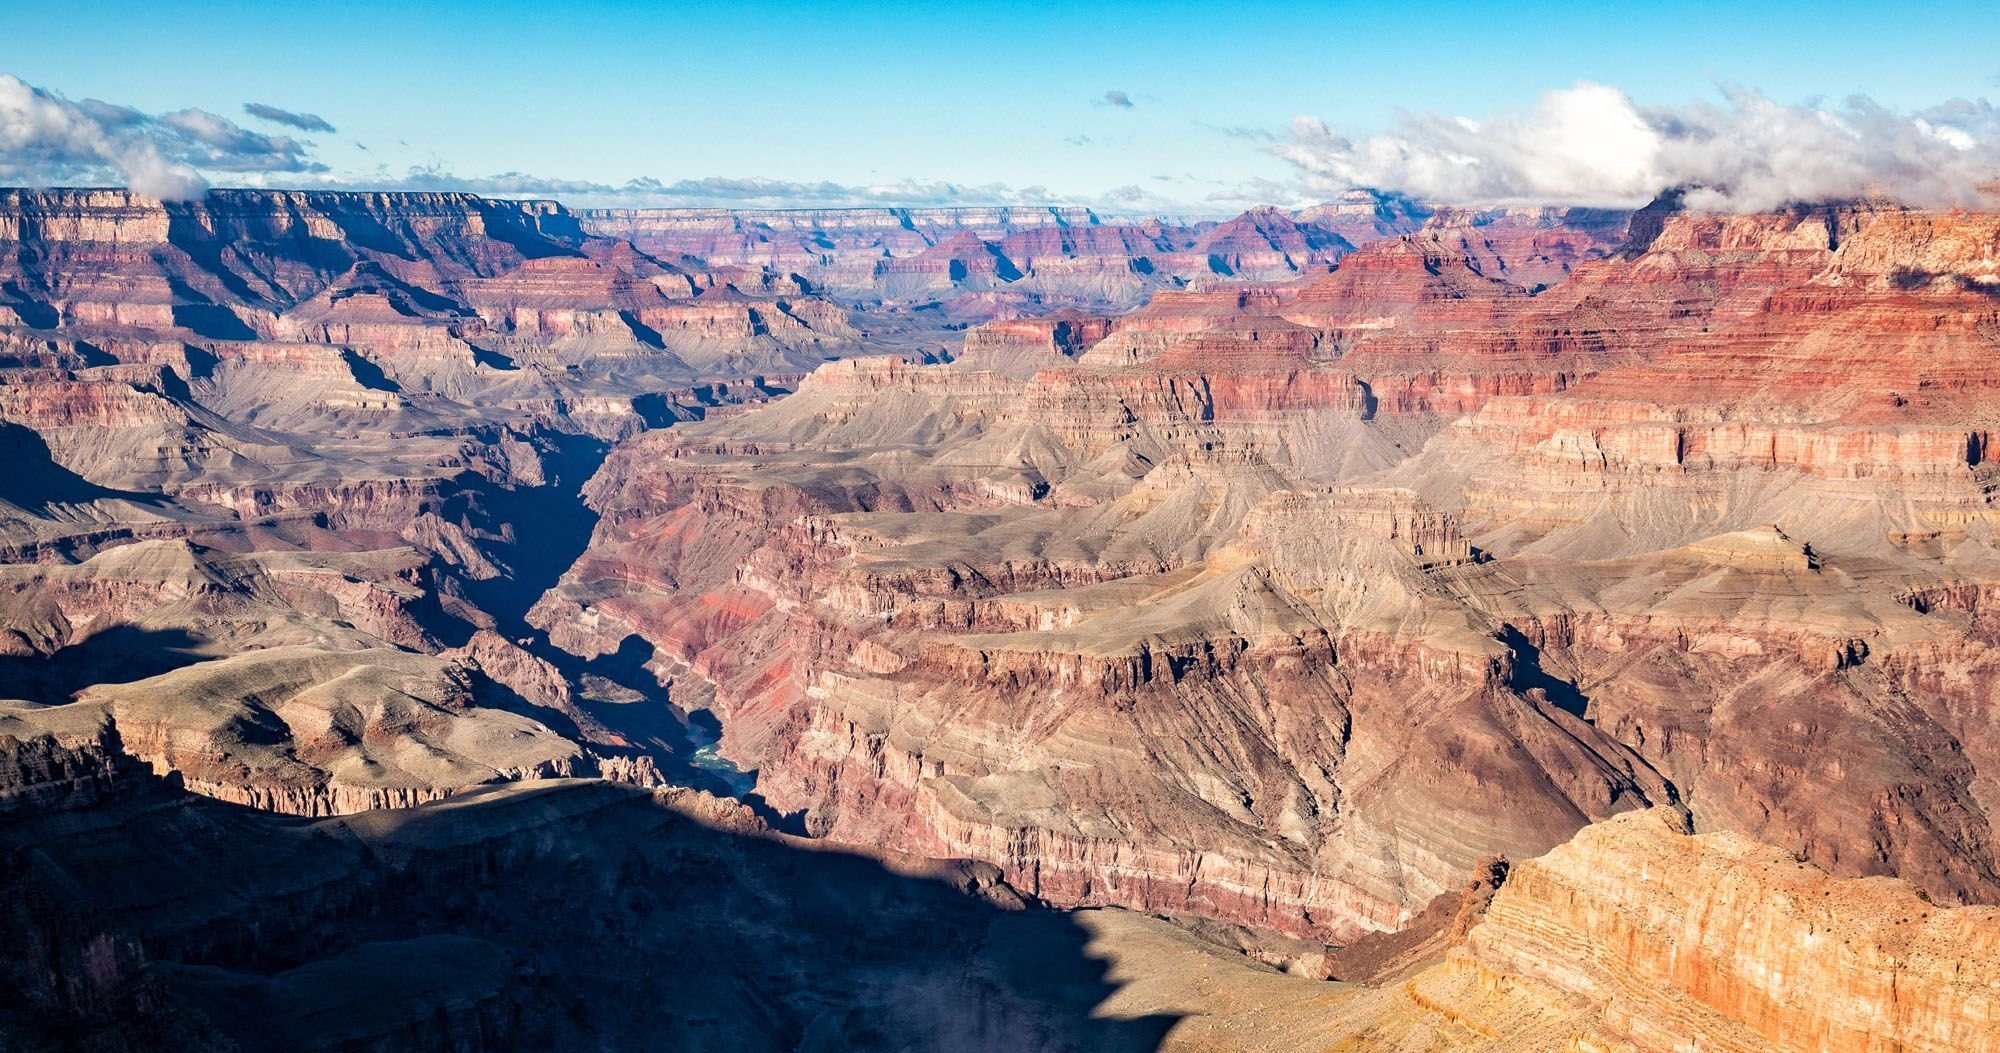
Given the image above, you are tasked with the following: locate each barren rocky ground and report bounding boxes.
[5,188,2000,1050]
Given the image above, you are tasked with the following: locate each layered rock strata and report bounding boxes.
[536,201,2000,946]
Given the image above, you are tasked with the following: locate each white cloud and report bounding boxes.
[0,74,204,197]
[243,102,335,134]
[159,108,318,171]
[0,74,325,198]
[1276,82,2000,211]
[0,72,1254,215]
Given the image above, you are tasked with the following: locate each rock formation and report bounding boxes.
[0,725,1180,1051]
[8,724,1993,1052]
[0,188,886,813]
[7,186,2000,1049]
[1294,808,2000,1052]
[534,199,2000,952]
[0,188,1416,818]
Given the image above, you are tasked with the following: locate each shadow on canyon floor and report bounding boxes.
[418,429,785,812]
[0,625,213,703]
[0,735,1183,1052]
[1497,624,1591,720]
[0,421,165,516]
[449,431,610,641]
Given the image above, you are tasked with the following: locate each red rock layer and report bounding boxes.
[1457,808,2000,1052]
[533,202,2000,947]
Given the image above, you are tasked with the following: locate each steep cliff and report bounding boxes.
[535,201,2000,946]
[1305,808,2000,1051]
[0,727,1211,1052]
[0,188,896,812]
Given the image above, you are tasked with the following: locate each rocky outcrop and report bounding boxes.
[1152,809,2000,1051]
[0,729,1204,1053]
[952,313,1113,377]
[532,201,2000,951]
[0,720,135,814]
[574,201,1548,311]
[21,187,2000,1048]
[1445,808,2000,1051]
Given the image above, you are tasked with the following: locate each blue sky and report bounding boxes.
[4,0,1999,210]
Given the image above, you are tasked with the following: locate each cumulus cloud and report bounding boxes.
[0,75,204,197]
[1276,82,2000,211]
[0,73,328,198]
[243,102,335,133]
[159,108,320,172]
[0,73,1237,214]
[1101,90,1134,109]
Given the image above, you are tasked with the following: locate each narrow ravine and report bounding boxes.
[449,416,769,807]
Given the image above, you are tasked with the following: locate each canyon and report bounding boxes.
[3,186,2000,1050]
[543,199,2000,942]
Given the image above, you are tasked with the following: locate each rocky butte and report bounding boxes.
[2,186,1999,1050]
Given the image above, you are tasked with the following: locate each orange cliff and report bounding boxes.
[1267,808,2000,1051]
[1450,808,2000,1051]
[524,201,2000,951]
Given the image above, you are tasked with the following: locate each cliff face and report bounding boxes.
[1307,808,2000,1052]
[570,198,1604,312]
[0,728,1198,1053]
[530,201,2000,948]
[18,187,2000,1046]
[0,188,899,814]
[1138,808,2000,1052]
[1458,808,2000,1051]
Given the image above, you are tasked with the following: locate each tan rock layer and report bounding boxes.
[1457,808,2000,1052]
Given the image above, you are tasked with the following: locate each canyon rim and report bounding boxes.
[5,2,2000,1050]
